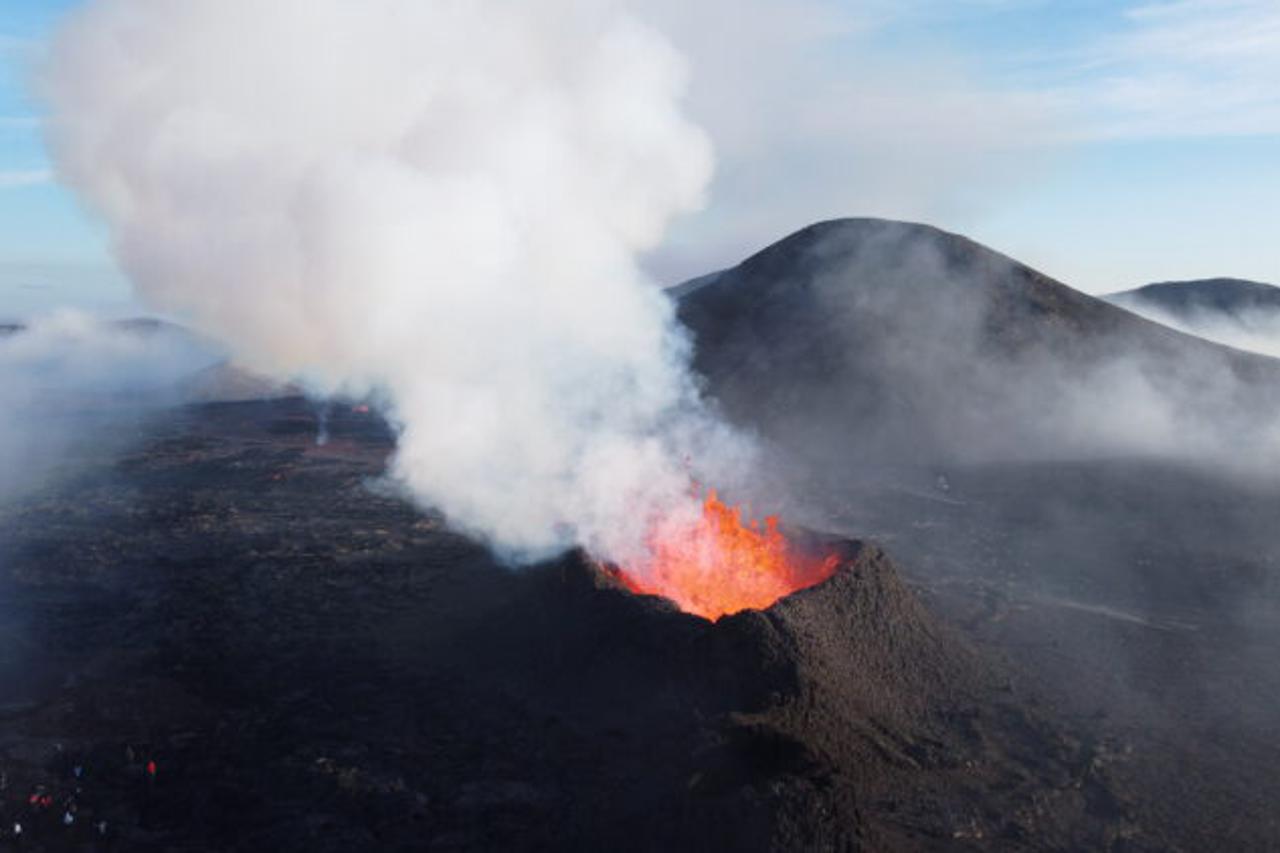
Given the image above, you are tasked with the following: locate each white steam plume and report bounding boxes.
[43,0,738,562]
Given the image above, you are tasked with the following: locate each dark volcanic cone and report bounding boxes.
[449,538,1134,851]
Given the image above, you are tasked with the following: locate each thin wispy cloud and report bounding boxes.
[639,0,1070,280]
[0,0,1274,298]
[1066,0,1280,139]
[0,34,38,58]
[0,168,51,189]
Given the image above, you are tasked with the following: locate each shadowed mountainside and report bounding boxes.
[676,218,1280,475]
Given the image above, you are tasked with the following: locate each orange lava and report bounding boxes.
[612,490,840,621]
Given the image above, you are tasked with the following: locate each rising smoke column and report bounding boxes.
[43,0,735,562]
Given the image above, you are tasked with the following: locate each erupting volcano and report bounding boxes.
[612,490,840,620]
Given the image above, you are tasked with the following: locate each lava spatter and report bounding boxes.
[612,490,839,620]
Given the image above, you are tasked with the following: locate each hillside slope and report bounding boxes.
[676,218,1280,474]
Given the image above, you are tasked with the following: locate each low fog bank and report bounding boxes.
[677,219,1280,491]
[0,311,221,504]
[1109,278,1280,361]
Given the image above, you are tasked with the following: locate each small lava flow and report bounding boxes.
[610,490,840,620]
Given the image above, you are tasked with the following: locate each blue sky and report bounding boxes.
[1,0,129,317]
[2,0,1278,318]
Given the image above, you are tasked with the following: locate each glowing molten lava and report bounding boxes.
[613,490,840,621]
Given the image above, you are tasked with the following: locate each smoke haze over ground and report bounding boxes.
[0,312,218,505]
[43,0,752,565]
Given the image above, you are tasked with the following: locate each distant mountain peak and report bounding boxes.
[1108,278,1280,316]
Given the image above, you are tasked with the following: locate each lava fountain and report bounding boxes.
[611,490,840,621]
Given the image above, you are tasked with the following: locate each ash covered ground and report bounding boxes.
[0,399,1142,851]
[4,220,1280,850]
